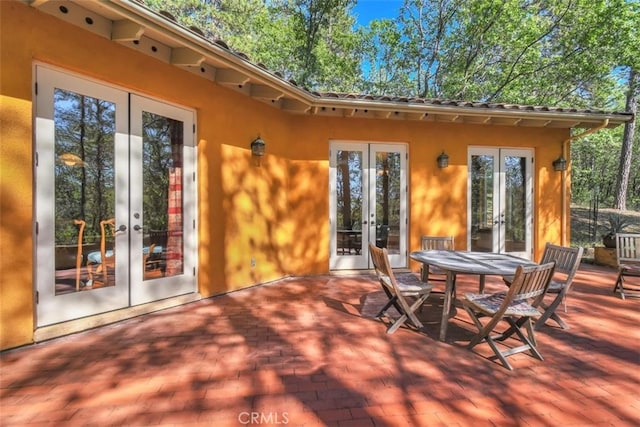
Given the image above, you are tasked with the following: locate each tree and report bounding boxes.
[615,69,638,211]
[269,0,360,90]
[612,0,640,210]
[357,19,412,95]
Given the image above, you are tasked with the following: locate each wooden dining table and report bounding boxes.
[410,250,537,341]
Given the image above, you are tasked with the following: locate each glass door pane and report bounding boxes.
[371,145,406,267]
[470,153,496,252]
[501,150,532,258]
[329,143,368,269]
[141,111,184,281]
[54,88,117,293]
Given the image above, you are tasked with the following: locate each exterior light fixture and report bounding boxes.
[437,151,449,168]
[250,136,266,157]
[552,156,567,172]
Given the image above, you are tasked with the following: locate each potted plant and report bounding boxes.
[602,213,628,248]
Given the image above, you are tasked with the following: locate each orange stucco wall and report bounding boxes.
[0,2,569,350]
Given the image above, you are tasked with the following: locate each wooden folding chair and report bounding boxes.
[462,262,555,370]
[503,243,583,330]
[613,233,640,299]
[419,236,454,284]
[369,243,433,334]
[534,243,583,329]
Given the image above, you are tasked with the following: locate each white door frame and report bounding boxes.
[467,147,533,259]
[329,141,408,270]
[35,65,198,326]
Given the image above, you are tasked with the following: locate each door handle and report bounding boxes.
[117,224,127,232]
[133,225,142,231]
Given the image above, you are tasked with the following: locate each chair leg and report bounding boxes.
[375,295,397,319]
[465,309,542,370]
[507,317,543,361]
[386,294,429,334]
[613,272,625,300]
[376,287,404,317]
[534,294,567,330]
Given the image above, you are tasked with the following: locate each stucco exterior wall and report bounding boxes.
[0,1,569,350]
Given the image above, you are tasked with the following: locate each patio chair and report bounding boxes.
[613,233,640,299]
[368,243,434,334]
[462,262,555,370]
[419,236,455,285]
[504,243,583,330]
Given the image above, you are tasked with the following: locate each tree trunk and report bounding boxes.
[614,68,638,211]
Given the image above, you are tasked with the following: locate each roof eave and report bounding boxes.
[27,0,633,130]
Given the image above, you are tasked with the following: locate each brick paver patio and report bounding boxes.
[1,263,639,426]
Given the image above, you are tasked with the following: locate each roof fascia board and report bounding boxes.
[311,98,630,127]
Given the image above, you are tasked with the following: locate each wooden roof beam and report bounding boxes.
[171,47,205,66]
[281,98,311,113]
[249,84,284,101]
[215,68,250,86]
[111,19,145,42]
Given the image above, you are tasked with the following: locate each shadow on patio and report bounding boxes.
[1,263,638,426]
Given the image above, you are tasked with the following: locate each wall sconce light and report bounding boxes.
[552,156,567,172]
[437,151,449,168]
[250,136,266,157]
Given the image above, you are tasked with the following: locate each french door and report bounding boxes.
[468,148,533,259]
[329,142,407,270]
[35,66,197,326]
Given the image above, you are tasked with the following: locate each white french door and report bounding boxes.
[35,66,197,326]
[329,142,408,270]
[468,148,533,259]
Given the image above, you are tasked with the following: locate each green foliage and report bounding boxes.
[142,0,638,209]
[604,212,630,236]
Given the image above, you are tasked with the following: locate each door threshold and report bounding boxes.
[34,293,201,343]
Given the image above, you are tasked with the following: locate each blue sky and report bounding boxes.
[352,0,403,26]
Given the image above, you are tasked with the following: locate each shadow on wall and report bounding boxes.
[220,145,328,287]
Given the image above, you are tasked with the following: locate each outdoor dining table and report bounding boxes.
[410,250,537,341]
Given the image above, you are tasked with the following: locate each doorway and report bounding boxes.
[35,66,197,326]
[329,142,408,270]
[468,148,533,259]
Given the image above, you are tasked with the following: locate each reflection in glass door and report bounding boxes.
[329,142,407,270]
[35,67,197,326]
[468,148,532,258]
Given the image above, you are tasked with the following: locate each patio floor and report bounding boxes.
[1,263,639,426]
